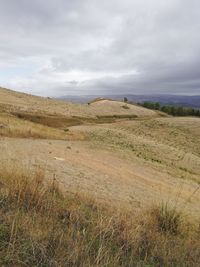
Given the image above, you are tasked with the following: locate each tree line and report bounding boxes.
[138,101,200,117]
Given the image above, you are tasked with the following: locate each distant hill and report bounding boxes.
[59,94,200,108]
[0,87,158,118]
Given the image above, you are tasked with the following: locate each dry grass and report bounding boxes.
[0,111,138,143]
[0,112,78,140]
[12,112,138,128]
[0,162,199,266]
[12,112,84,128]
[150,203,183,235]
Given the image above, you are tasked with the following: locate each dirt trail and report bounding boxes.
[1,137,199,219]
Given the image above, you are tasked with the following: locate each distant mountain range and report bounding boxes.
[58,95,200,108]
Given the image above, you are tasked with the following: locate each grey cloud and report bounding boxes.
[0,0,200,95]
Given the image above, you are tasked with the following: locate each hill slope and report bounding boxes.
[0,87,199,218]
[0,87,159,118]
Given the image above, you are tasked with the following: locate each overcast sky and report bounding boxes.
[0,0,200,96]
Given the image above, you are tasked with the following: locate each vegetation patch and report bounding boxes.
[139,102,200,117]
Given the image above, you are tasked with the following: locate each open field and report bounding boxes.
[0,87,200,266]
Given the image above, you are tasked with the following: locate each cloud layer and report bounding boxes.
[0,0,199,96]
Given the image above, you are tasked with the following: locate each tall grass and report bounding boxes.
[0,163,199,266]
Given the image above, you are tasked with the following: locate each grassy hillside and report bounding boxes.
[0,87,200,266]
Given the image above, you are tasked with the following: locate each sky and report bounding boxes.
[0,0,200,96]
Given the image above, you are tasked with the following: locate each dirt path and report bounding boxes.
[1,137,199,219]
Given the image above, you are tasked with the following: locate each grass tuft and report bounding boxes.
[151,203,182,235]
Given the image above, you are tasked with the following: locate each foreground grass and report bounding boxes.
[0,164,199,266]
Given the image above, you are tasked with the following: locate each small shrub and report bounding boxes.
[121,105,130,110]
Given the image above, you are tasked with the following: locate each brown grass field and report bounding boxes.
[0,87,200,266]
